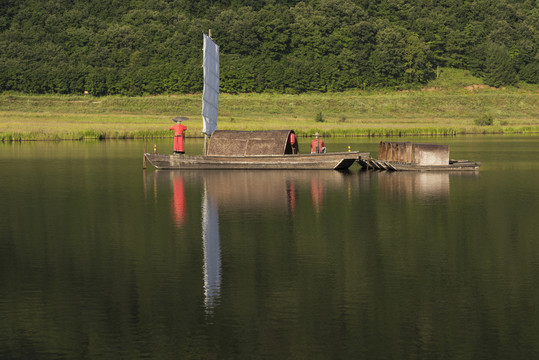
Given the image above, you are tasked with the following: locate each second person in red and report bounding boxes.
[310,132,326,154]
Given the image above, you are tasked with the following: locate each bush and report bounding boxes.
[475,114,494,126]
[315,112,325,122]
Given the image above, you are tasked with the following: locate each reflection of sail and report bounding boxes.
[202,182,221,313]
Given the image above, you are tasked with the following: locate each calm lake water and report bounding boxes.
[1,135,538,359]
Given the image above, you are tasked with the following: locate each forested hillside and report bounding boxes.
[0,0,537,95]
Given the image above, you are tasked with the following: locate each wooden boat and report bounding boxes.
[145,130,369,170]
[144,34,370,171]
[145,151,367,170]
[357,141,480,171]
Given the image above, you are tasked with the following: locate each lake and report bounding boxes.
[1,135,538,359]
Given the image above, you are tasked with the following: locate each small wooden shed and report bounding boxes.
[207,130,298,156]
[378,141,449,166]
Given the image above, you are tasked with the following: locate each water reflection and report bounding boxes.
[286,180,297,216]
[370,171,479,199]
[144,170,354,314]
[201,182,221,313]
[311,178,324,213]
[3,138,539,359]
[182,170,352,212]
[171,176,187,227]
[144,171,223,314]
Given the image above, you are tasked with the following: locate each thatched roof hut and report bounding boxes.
[207,130,298,156]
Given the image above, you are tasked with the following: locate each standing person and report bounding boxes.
[289,132,298,154]
[169,118,187,154]
[310,132,326,154]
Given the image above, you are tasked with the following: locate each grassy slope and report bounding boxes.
[1,69,538,140]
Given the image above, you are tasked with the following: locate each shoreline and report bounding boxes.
[2,91,537,141]
[2,127,538,142]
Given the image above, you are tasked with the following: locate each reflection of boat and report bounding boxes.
[143,33,369,171]
[148,169,352,210]
[358,141,480,171]
[370,170,479,199]
[144,169,353,314]
[376,171,451,199]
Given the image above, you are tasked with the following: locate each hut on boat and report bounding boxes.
[207,130,299,156]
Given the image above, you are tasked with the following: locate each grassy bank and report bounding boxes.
[1,76,538,141]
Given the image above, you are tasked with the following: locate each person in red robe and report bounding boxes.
[310,132,326,154]
[289,132,298,154]
[169,121,187,154]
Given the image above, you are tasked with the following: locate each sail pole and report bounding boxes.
[202,31,219,155]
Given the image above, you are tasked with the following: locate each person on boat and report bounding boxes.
[170,118,187,154]
[289,132,298,154]
[310,132,326,154]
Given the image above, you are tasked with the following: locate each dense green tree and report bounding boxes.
[483,43,518,87]
[519,61,538,84]
[0,0,537,95]
[369,25,434,87]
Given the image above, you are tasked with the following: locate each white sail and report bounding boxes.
[202,34,219,136]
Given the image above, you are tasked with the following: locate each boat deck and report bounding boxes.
[145,152,371,170]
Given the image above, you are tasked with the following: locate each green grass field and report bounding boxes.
[1,69,538,140]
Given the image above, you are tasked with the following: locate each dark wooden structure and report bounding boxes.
[358,141,480,171]
[207,130,298,155]
[378,141,449,165]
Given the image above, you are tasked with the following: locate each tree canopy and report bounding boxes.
[0,0,537,95]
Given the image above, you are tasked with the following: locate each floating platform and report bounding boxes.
[358,141,480,171]
[358,158,480,171]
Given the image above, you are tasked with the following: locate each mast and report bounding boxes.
[202,31,219,155]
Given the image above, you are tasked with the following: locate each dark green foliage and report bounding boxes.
[0,0,537,95]
[519,61,538,84]
[483,43,518,87]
